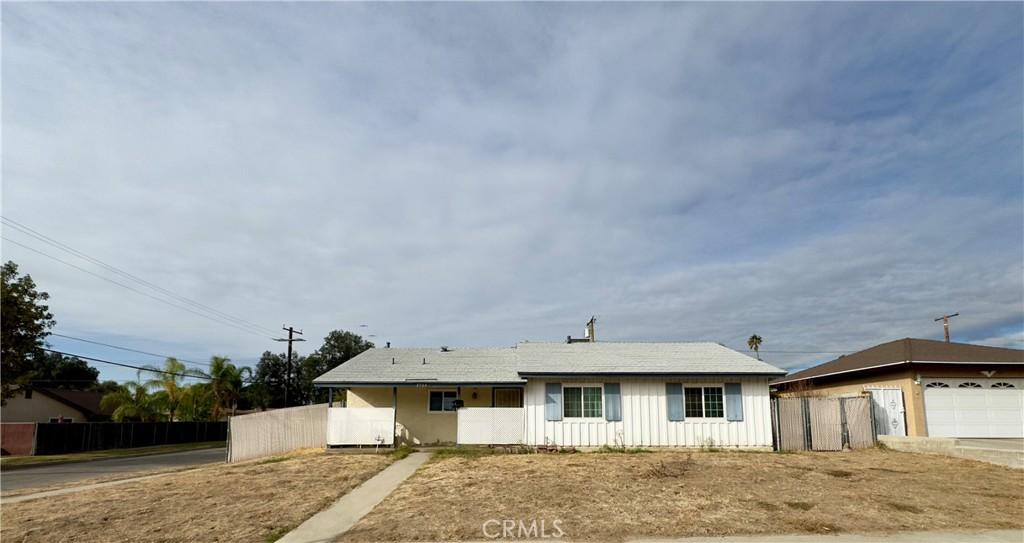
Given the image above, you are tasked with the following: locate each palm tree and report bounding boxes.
[178,382,214,421]
[141,357,203,422]
[100,380,160,422]
[747,334,763,360]
[206,356,251,419]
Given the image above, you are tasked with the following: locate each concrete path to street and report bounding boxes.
[0,447,225,492]
[279,451,432,543]
[633,529,1024,542]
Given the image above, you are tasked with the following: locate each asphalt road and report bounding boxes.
[0,447,226,492]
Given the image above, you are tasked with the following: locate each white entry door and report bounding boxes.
[867,388,907,437]
[923,378,1024,438]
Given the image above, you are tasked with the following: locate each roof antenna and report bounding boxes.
[934,313,959,343]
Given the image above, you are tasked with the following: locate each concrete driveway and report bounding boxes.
[0,447,225,492]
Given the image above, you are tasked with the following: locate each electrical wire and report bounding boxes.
[1,216,279,336]
[3,236,274,340]
[41,348,212,380]
[49,333,210,367]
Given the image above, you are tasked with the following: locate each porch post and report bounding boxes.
[392,386,398,446]
[328,387,333,407]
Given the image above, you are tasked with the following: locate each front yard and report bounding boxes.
[0,450,392,543]
[341,448,1024,541]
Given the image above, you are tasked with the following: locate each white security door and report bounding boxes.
[867,388,907,437]
[923,378,1024,438]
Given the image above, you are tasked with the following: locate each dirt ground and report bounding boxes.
[341,449,1024,542]
[1,450,392,543]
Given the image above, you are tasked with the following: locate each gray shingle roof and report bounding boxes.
[313,342,785,386]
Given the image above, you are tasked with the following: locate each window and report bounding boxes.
[684,386,725,418]
[703,387,724,418]
[563,385,602,418]
[494,388,523,408]
[684,387,704,417]
[428,390,458,412]
[992,382,1016,389]
[925,382,950,388]
[958,382,982,388]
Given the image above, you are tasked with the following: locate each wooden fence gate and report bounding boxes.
[772,396,876,451]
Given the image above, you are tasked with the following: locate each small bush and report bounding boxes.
[391,445,416,460]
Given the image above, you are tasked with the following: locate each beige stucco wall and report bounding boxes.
[776,365,1024,437]
[347,386,503,445]
[1,391,87,423]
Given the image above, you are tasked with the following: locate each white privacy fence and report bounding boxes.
[327,407,395,446]
[227,404,327,463]
[457,407,526,445]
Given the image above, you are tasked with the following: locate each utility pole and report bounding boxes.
[934,313,959,343]
[275,326,306,406]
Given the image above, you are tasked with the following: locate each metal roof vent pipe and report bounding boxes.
[441,346,450,352]
[386,341,390,348]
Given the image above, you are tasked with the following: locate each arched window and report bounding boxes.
[957,382,982,388]
[925,382,949,388]
[991,382,1016,389]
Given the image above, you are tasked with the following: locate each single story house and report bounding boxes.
[0,387,111,423]
[771,338,1024,439]
[313,341,785,448]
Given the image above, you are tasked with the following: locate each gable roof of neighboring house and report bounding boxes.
[313,341,785,386]
[771,338,1024,386]
[34,388,112,419]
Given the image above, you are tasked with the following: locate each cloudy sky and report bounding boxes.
[3,3,1022,382]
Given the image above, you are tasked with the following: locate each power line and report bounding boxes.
[2,236,273,340]
[49,333,210,367]
[41,348,212,381]
[1,216,279,336]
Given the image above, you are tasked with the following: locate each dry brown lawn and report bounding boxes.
[341,449,1024,542]
[1,450,392,543]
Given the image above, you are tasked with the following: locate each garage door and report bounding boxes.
[923,378,1024,438]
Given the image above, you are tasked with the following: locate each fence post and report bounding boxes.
[801,397,812,451]
[839,398,850,450]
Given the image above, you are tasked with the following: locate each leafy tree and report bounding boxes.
[29,351,100,389]
[249,351,293,408]
[141,358,204,421]
[100,380,162,422]
[91,380,123,396]
[299,330,373,404]
[1,261,55,401]
[177,382,214,421]
[206,356,251,419]
[747,334,763,360]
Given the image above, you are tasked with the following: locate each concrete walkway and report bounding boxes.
[633,529,1024,542]
[278,451,432,543]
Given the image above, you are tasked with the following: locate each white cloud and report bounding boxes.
[2,3,1021,378]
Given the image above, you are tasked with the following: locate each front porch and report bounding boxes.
[323,384,525,446]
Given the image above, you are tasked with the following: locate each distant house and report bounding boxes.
[1,388,112,423]
[771,338,1024,439]
[313,337,785,449]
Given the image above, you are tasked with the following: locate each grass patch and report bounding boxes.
[0,441,223,470]
[825,469,854,478]
[391,445,416,460]
[785,501,817,511]
[256,456,289,465]
[264,525,294,543]
[431,447,493,460]
[888,502,924,514]
[596,445,652,454]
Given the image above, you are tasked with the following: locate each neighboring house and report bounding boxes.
[1,387,111,423]
[313,341,785,448]
[771,338,1024,439]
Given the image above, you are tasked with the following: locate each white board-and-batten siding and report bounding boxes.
[523,377,773,448]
